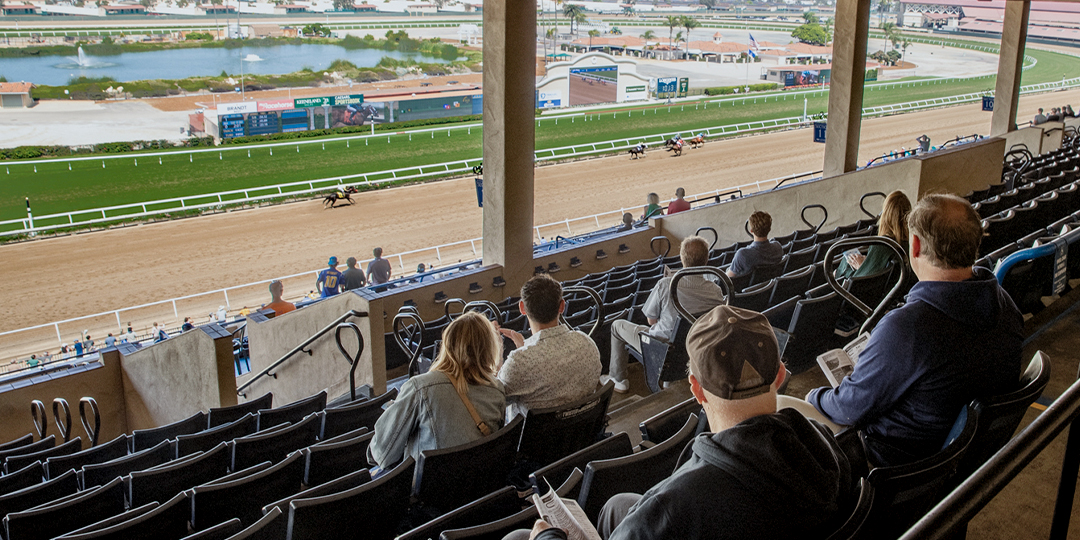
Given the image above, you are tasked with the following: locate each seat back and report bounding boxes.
[730,280,773,313]
[128,441,231,508]
[54,502,160,539]
[749,257,787,287]
[397,486,521,540]
[231,413,320,471]
[0,437,56,463]
[257,392,327,431]
[4,476,126,540]
[80,440,173,490]
[131,412,206,453]
[286,457,415,540]
[176,414,258,459]
[638,319,692,393]
[439,470,582,540]
[0,435,34,453]
[824,478,874,540]
[320,389,398,440]
[302,430,375,487]
[5,437,82,475]
[577,414,698,522]
[769,265,815,306]
[528,432,633,501]
[783,291,845,374]
[415,416,525,513]
[0,461,44,498]
[517,382,615,467]
[227,506,286,540]
[262,468,371,516]
[45,434,129,480]
[192,451,305,529]
[208,393,272,429]
[54,492,190,540]
[639,397,703,444]
[0,469,80,523]
[178,518,242,540]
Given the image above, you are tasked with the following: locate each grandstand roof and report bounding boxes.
[903,0,1080,25]
[958,18,1080,40]
[687,40,748,53]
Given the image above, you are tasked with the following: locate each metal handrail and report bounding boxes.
[31,400,47,440]
[237,309,368,396]
[561,286,603,338]
[772,170,824,191]
[859,192,886,219]
[392,311,425,377]
[651,236,672,258]
[669,267,733,324]
[333,322,366,402]
[694,227,718,250]
[900,364,1080,540]
[800,204,828,233]
[79,397,100,447]
[53,398,72,443]
[822,236,909,335]
[688,188,742,206]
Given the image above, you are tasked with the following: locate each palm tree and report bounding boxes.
[823,17,834,44]
[680,15,699,58]
[552,0,562,52]
[640,29,655,41]
[900,37,911,66]
[588,29,599,49]
[545,27,556,61]
[665,15,680,59]
[563,3,584,35]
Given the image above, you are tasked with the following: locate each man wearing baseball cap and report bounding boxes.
[316,256,344,299]
[515,306,855,540]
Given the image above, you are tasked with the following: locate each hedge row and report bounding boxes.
[702,83,781,96]
[0,137,215,161]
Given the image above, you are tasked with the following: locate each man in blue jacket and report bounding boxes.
[805,193,1023,466]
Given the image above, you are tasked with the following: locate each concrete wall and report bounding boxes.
[1002,125,1050,155]
[120,325,237,431]
[916,137,1006,198]
[243,290,385,405]
[1039,121,1065,154]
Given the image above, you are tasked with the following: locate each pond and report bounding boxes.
[0,44,450,86]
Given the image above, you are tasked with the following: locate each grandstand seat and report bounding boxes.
[815,237,845,264]
[128,441,231,508]
[177,413,258,458]
[788,234,818,254]
[439,470,582,540]
[285,456,415,540]
[603,293,633,316]
[1010,200,1043,237]
[562,307,596,330]
[824,478,874,540]
[5,437,82,474]
[762,296,801,332]
[191,451,305,529]
[774,231,798,246]
[45,434,128,480]
[639,398,702,444]
[53,502,159,539]
[605,274,636,290]
[0,461,44,498]
[131,412,206,453]
[998,247,1057,314]
[770,265,815,306]
[3,476,126,540]
[577,414,698,523]
[208,393,273,429]
[0,436,56,463]
[863,402,979,538]
[262,468,371,516]
[414,416,525,514]
[844,265,895,317]
[730,280,773,312]
[0,468,80,521]
[785,244,818,273]
[816,227,840,243]
[517,381,615,468]
[179,519,243,540]
[603,282,638,304]
[397,486,522,540]
[0,435,34,452]
[231,413,320,471]
[632,319,692,394]
[727,271,752,293]
[593,307,631,375]
[783,289,845,374]
[55,492,191,540]
[227,506,285,540]
[528,432,633,502]
[80,439,173,490]
[977,195,1004,218]
[320,389,398,440]
[257,392,327,431]
[749,256,787,288]
[302,430,374,487]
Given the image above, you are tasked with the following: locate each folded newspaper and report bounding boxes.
[533,481,602,540]
[816,332,871,387]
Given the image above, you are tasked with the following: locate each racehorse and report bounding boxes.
[666,139,684,157]
[324,186,359,209]
[664,136,682,150]
[629,143,647,159]
[688,134,706,149]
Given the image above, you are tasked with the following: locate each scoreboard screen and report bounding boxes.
[221,114,245,139]
[281,109,309,133]
[246,112,280,136]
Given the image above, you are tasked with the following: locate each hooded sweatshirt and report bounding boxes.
[608,408,854,540]
[808,267,1023,465]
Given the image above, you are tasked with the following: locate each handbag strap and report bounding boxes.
[448,374,493,436]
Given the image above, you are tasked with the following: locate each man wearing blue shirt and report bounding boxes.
[316,256,344,298]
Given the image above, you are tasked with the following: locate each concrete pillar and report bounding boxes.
[990,0,1031,137]
[482,0,537,285]
[823,0,871,178]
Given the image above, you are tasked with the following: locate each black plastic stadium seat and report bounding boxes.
[577,414,698,523]
[320,389,398,440]
[179,519,243,540]
[639,397,703,444]
[257,392,327,431]
[438,469,582,540]
[749,257,787,288]
[262,468,371,516]
[227,506,286,540]
[54,502,160,539]
[176,413,258,458]
[0,468,80,521]
[0,461,45,498]
[0,436,56,463]
[783,290,845,374]
[397,486,522,540]
[302,430,374,487]
[231,413,320,471]
[528,432,634,502]
[3,476,126,540]
[825,478,874,540]
[79,439,174,490]
[769,265,815,307]
[54,492,191,540]
[516,381,614,468]
[285,457,415,540]
[208,393,273,429]
[45,434,129,480]
[128,441,231,508]
[5,437,82,475]
[730,280,774,313]
[191,451,305,529]
[131,412,207,453]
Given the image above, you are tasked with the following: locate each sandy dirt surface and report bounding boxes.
[2,88,1079,361]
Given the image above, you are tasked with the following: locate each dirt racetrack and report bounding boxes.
[3,89,1078,360]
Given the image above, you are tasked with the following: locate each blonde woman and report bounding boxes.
[837,190,912,279]
[642,192,664,220]
[368,311,506,469]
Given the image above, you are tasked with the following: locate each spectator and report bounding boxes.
[341,257,368,291]
[153,323,169,343]
[642,193,663,220]
[1047,107,1062,122]
[83,334,95,353]
[496,275,602,419]
[239,306,251,317]
[605,236,724,393]
[793,194,1023,466]
[367,247,393,285]
[181,317,194,332]
[216,306,228,323]
[616,212,634,232]
[411,263,428,284]
[60,344,70,359]
[123,324,136,344]
[727,211,785,278]
[316,256,344,298]
[27,355,39,368]
[265,280,296,316]
[1065,104,1075,118]
[368,311,506,469]
[73,338,84,358]
[666,187,691,214]
[835,191,912,279]
[41,351,51,362]
[1033,108,1047,124]
[104,333,117,348]
[510,306,855,540]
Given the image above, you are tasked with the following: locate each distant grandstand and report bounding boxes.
[900,0,1080,43]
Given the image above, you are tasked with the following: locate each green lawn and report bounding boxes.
[1,46,1075,225]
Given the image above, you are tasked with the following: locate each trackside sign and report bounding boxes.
[293,94,365,108]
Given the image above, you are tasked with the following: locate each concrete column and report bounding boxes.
[823,0,871,178]
[990,0,1031,137]
[482,0,537,284]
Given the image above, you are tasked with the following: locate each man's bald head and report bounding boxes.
[907,194,982,269]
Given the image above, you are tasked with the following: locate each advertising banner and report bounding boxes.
[656,77,678,98]
[538,90,562,108]
[217,101,257,116]
[257,99,295,112]
[677,78,689,98]
[294,93,365,109]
